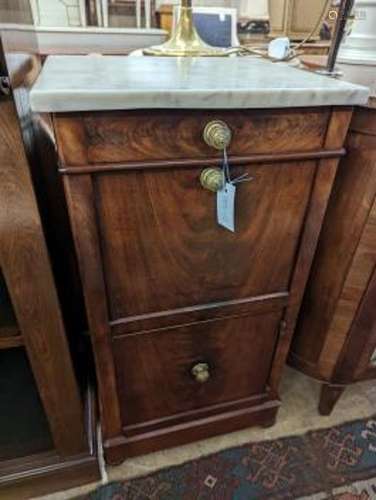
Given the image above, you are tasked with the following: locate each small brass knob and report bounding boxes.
[200,167,224,192]
[203,120,232,150]
[191,362,210,384]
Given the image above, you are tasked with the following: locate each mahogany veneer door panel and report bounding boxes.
[114,312,282,428]
[95,162,315,324]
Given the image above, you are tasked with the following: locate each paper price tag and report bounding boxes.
[217,182,236,232]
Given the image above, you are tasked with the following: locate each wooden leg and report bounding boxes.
[319,383,346,416]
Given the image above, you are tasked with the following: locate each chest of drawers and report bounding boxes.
[30,55,368,464]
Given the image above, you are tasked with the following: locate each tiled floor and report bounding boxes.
[33,367,376,500]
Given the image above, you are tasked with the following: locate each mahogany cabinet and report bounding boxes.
[0,28,99,498]
[50,105,352,464]
[289,100,376,415]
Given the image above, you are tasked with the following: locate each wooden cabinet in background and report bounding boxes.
[289,100,376,415]
[268,0,330,40]
[52,105,352,464]
[0,32,99,499]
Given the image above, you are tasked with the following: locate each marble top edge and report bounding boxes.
[30,55,370,112]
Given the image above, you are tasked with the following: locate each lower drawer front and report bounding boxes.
[113,311,282,429]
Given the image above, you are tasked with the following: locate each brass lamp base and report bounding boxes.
[144,5,231,57]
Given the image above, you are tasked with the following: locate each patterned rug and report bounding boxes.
[82,416,376,500]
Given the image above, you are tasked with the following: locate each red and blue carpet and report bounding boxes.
[81,416,376,499]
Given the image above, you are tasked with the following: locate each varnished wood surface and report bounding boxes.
[105,400,279,463]
[55,106,352,460]
[0,97,86,454]
[63,174,122,440]
[96,161,315,322]
[31,111,87,346]
[319,197,376,379]
[292,115,376,374]
[0,19,98,493]
[334,262,376,382]
[110,292,289,335]
[58,149,346,175]
[318,384,346,416]
[122,393,273,437]
[269,109,353,392]
[290,104,376,413]
[114,312,282,426]
[54,108,331,166]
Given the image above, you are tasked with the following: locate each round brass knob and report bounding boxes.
[200,167,224,192]
[191,362,210,384]
[203,120,232,150]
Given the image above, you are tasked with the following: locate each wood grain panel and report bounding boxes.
[0,100,86,456]
[114,312,282,427]
[95,161,315,322]
[0,21,99,492]
[289,104,376,414]
[63,174,122,439]
[271,110,353,391]
[293,125,376,376]
[318,199,376,378]
[54,108,330,166]
[335,262,376,382]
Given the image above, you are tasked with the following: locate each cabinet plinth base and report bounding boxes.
[104,398,280,465]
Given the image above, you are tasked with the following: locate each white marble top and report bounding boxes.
[30,55,369,112]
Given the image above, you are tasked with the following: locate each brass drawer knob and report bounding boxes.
[191,362,210,383]
[200,167,224,192]
[203,120,232,150]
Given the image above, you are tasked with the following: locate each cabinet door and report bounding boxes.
[94,160,315,332]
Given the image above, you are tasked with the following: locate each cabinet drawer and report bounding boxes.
[55,108,330,166]
[113,311,281,431]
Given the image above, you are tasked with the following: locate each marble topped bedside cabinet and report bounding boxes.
[30,56,368,464]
